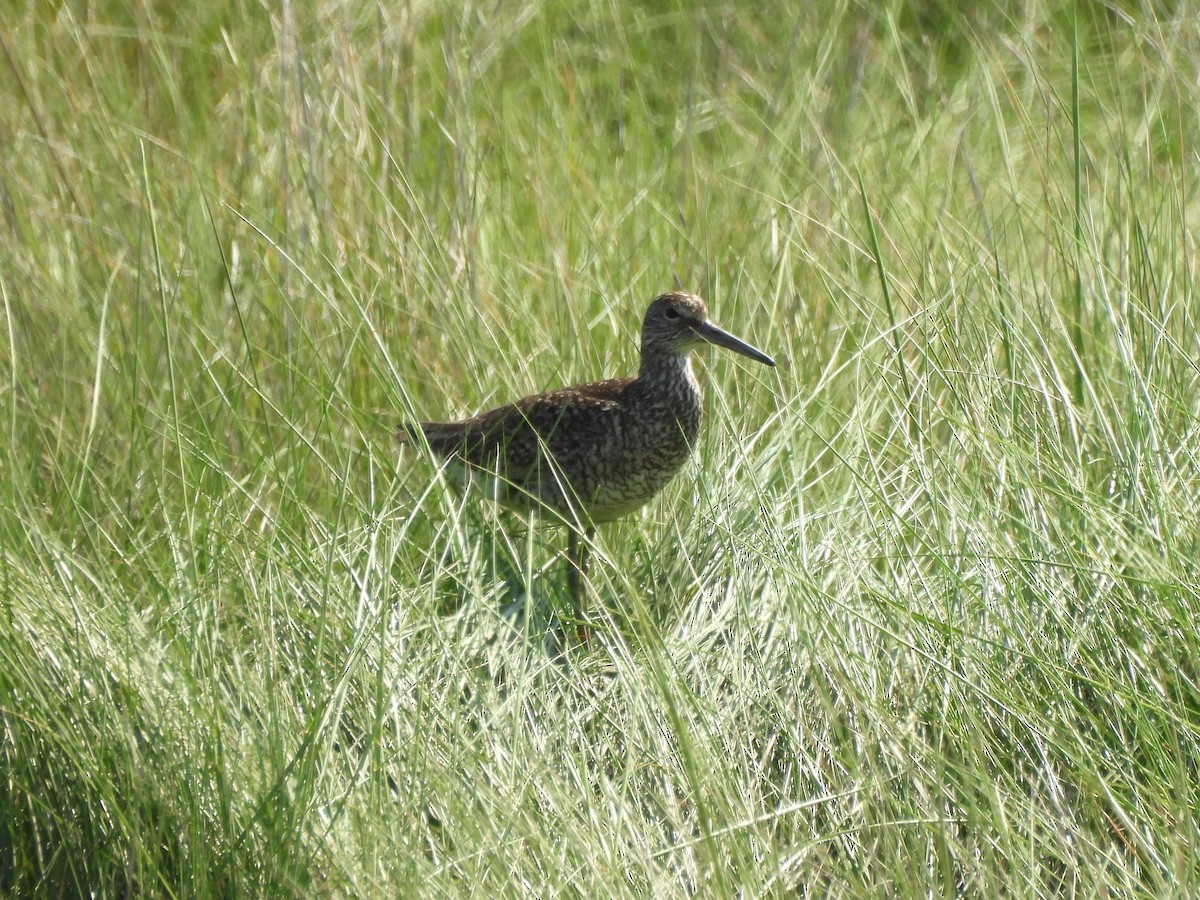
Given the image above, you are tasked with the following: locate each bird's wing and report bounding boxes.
[413,378,631,480]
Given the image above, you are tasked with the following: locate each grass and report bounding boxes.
[2,0,1199,895]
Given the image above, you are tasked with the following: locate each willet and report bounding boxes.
[399,292,775,642]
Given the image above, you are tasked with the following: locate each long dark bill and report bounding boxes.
[694,320,776,367]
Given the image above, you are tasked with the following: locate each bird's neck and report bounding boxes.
[635,348,704,449]
[637,349,701,401]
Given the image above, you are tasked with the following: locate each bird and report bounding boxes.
[398,291,775,643]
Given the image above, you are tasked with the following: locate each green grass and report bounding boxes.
[3,0,1199,895]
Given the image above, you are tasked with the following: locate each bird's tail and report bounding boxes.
[396,422,423,444]
[397,421,470,457]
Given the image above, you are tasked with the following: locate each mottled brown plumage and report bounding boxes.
[398,292,775,640]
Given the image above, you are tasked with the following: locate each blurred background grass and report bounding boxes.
[2,0,1199,895]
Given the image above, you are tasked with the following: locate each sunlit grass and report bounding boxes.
[3,0,1199,895]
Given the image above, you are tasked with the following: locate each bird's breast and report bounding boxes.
[573,363,702,522]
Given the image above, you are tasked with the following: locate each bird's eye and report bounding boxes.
[664,307,679,320]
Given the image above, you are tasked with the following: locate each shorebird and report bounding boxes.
[398,291,775,641]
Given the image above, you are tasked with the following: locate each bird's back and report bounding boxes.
[403,378,629,469]
[400,373,700,522]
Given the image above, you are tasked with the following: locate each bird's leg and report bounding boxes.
[567,527,594,648]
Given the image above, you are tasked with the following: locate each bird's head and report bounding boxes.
[640,292,775,367]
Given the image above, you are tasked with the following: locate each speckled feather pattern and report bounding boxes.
[399,293,771,525]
